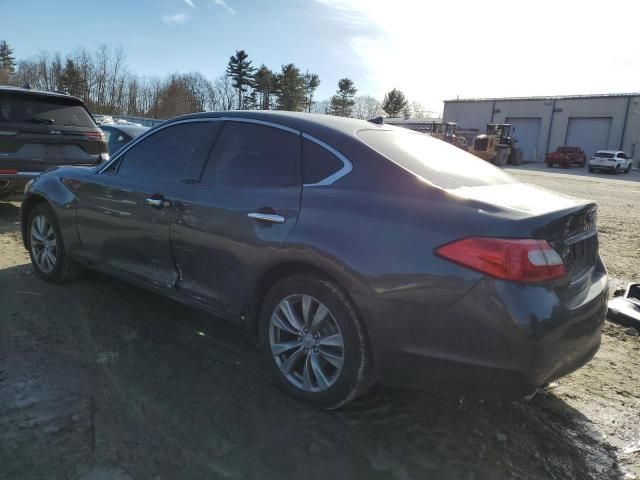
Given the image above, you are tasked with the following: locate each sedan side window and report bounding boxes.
[302,138,343,184]
[201,122,300,188]
[117,122,219,181]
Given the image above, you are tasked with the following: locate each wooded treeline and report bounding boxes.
[0,42,434,120]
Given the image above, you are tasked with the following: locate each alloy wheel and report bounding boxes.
[269,294,345,392]
[30,214,57,273]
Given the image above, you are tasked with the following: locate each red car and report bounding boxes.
[545,146,587,168]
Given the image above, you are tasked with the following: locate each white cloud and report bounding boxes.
[162,13,189,25]
[213,0,235,14]
[183,0,196,8]
[317,0,640,113]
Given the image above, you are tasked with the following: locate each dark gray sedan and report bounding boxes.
[20,111,608,408]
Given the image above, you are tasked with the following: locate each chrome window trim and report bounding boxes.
[302,133,353,187]
[98,116,354,186]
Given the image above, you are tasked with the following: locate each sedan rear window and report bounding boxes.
[0,93,95,128]
[357,128,516,189]
[594,152,614,158]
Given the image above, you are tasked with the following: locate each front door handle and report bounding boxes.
[247,212,285,224]
[144,197,171,208]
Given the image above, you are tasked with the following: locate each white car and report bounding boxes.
[588,150,632,174]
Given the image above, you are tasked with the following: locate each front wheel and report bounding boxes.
[260,274,373,409]
[625,164,631,173]
[27,203,82,282]
[614,165,620,175]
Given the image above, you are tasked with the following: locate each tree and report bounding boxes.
[226,50,255,109]
[302,71,320,113]
[351,95,383,119]
[60,59,84,97]
[381,88,409,117]
[276,63,306,111]
[253,65,275,110]
[0,41,16,83]
[329,78,357,117]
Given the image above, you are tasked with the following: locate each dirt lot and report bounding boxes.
[1,167,639,480]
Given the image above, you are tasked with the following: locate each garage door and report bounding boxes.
[506,117,542,162]
[565,117,612,158]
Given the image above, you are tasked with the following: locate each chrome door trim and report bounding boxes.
[247,212,286,224]
[218,117,300,135]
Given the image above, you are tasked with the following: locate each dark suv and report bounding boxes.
[0,86,108,198]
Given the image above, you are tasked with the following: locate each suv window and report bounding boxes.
[594,152,615,158]
[117,121,219,181]
[201,122,300,188]
[0,93,95,128]
[618,152,627,159]
[303,138,343,184]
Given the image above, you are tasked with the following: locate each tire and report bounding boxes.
[625,164,631,174]
[259,274,373,409]
[546,162,553,168]
[614,165,620,175]
[580,160,586,167]
[27,203,82,283]
[588,167,594,173]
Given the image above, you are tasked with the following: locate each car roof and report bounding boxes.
[0,85,85,103]
[167,110,394,138]
[101,124,149,136]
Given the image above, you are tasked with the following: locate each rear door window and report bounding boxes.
[117,121,219,182]
[0,93,95,128]
[302,138,343,184]
[357,128,516,189]
[201,122,300,188]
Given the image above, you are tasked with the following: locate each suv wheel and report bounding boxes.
[260,274,373,409]
[614,164,620,175]
[27,203,82,282]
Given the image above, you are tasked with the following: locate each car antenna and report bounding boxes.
[368,116,384,125]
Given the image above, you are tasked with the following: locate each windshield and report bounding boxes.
[0,94,95,128]
[594,151,615,158]
[357,128,517,189]
[558,147,576,153]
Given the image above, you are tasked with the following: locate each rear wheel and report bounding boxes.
[625,163,631,173]
[546,162,553,168]
[27,203,82,282]
[259,274,373,409]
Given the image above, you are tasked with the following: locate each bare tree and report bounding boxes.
[351,95,383,119]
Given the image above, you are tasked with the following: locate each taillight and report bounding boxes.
[0,169,18,174]
[84,132,105,142]
[435,237,566,283]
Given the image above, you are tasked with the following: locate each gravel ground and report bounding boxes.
[1,166,639,480]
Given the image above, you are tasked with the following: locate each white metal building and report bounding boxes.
[443,93,640,167]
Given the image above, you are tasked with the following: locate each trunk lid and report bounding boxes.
[449,183,600,294]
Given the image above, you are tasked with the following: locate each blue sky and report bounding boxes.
[0,0,377,104]
[2,0,640,113]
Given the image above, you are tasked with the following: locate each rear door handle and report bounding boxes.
[144,197,171,208]
[247,212,285,224]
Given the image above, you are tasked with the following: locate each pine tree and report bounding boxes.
[302,71,320,113]
[225,50,255,109]
[381,88,409,117]
[0,41,16,73]
[61,59,84,97]
[276,64,306,111]
[253,65,275,110]
[329,78,357,117]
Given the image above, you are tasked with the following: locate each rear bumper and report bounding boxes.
[354,264,608,400]
[0,172,38,196]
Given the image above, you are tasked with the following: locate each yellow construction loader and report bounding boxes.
[430,122,467,150]
[468,123,522,166]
